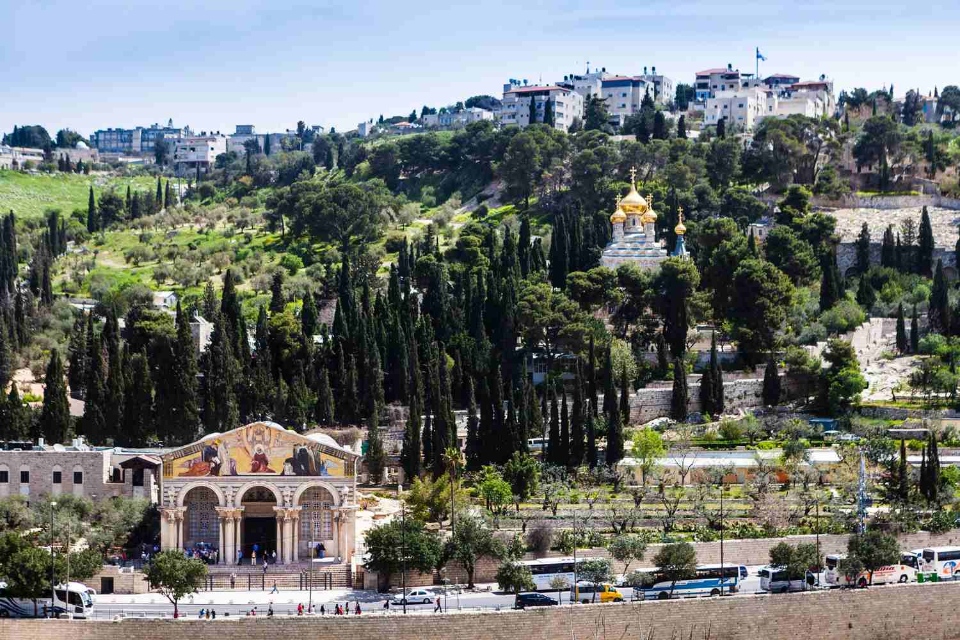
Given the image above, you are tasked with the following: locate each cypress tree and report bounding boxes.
[896,303,908,353]
[881,225,896,268]
[269,272,285,313]
[526,377,542,456]
[156,176,163,211]
[619,365,631,431]
[570,362,585,467]
[856,276,876,311]
[855,223,871,274]
[677,114,686,139]
[66,314,87,399]
[819,248,842,312]
[656,333,669,378]
[910,304,920,353]
[0,318,10,393]
[432,343,455,476]
[560,387,570,466]
[897,438,909,503]
[366,347,386,483]
[164,180,172,210]
[518,214,531,277]
[301,294,318,339]
[463,375,480,472]
[1,384,26,441]
[489,362,506,464]
[670,358,688,421]
[548,387,560,465]
[104,339,125,443]
[762,357,781,406]
[203,314,240,434]
[315,367,335,425]
[86,186,98,233]
[528,95,538,125]
[918,206,935,277]
[711,336,724,415]
[895,233,904,272]
[120,350,153,447]
[930,259,949,335]
[747,228,759,257]
[40,349,71,445]
[543,99,555,127]
[81,317,106,444]
[605,365,624,465]
[700,356,716,417]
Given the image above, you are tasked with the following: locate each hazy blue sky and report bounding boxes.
[2,0,956,138]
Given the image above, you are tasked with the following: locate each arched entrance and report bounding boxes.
[183,486,220,551]
[240,486,280,563]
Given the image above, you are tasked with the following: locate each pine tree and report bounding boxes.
[896,303,908,353]
[762,358,781,406]
[910,305,920,353]
[855,222,871,274]
[918,206,935,277]
[930,259,950,335]
[670,359,688,421]
[40,349,71,445]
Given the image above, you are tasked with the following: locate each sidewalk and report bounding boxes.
[98,588,370,606]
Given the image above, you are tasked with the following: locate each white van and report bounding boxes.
[758,566,812,594]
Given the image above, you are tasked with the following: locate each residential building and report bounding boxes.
[636,66,674,106]
[422,107,493,129]
[763,73,801,89]
[92,120,191,156]
[704,87,768,130]
[695,64,744,103]
[357,121,376,138]
[173,133,227,175]
[500,83,584,131]
[151,291,178,311]
[599,76,650,125]
[190,315,214,355]
[227,125,264,156]
[0,145,45,169]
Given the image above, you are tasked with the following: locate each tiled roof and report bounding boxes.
[696,68,731,75]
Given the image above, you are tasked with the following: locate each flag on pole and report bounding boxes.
[756,47,767,61]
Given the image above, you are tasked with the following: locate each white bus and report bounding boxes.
[636,564,740,600]
[0,582,94,618]
[520,557,587,591]
[823,553,916,587]
[921,547,960,580]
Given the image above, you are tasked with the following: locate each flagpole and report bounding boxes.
[755,47,759,81]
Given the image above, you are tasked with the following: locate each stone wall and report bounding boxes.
[91,565,152,595]
[837,242,956,277]
[814,193,960,210]
[9,581,960,640]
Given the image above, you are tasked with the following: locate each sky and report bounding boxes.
[2,0,958,139]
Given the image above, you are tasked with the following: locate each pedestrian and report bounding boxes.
[315,542,321,558]
[263,558,269,574]
[199,608,205,619]
[383,599,390,611]
[297,603,304,616]
[267,604,274,617]
[310,604,316,615]
[236,549,242,565]
[272,550,277,564]
[230,572,236,589]
[354,602,361,615]
[318,542,326,559]
[251,549,257,566]
[434,596,442,613]
[212,609,216,619]
[270,580,278,594]
[205,609,211,620]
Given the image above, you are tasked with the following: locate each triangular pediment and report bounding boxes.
[161,421,357,479]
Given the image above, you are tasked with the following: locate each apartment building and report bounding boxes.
[173,133,227,174]
[93,120,191,155]
[599,76,650,125]
[422,107,494,129]
[695,65,744,103]
[500,83,584,131]
[636,66,674,105]
[226,125,264,156]
[704,87,768,130]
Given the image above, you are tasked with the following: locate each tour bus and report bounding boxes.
[520,557,587,591]
[823,553,917,587]
[0,582,95,618]
[921,547,960,580]
[759,566,813,593]
[636,564,740,600]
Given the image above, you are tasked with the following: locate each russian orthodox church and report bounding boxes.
[600,168,689,269]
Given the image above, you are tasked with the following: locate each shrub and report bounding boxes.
[279,253,304,275]
[718,418,744,442]
[384,231,407,254]
[495,561,534,593]
[925,511,957,534]
[526,520,554,556]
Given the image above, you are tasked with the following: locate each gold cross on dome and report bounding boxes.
[616,194,622,206]
[678,205,684,222]
[647,194,653,208]
[629,166,637,184]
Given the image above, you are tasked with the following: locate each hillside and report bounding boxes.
[0,170,157,218]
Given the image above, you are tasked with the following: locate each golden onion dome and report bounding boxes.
[610,196,626,223]
[674,206,686,235]
[640,193,657,224]
[620,167,649,215]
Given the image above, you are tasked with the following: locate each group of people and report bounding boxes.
[238,543,279,566]
[186,543,219,565]
[198,609,218,619]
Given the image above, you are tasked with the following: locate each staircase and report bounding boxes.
[203,562,353,591]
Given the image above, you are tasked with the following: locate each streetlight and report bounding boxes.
[719,478,725,597]
[398,483,406,615]
[49,501,57,619]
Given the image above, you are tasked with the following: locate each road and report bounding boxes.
[87,566,774,619]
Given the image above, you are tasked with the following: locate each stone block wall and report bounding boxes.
[8,581,960,640]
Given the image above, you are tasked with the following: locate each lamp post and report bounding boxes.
[398,483,406,615]
[49,501,57,619]
[719,478,725,597]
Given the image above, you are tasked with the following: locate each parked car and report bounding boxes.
[391,588,434,605]
[514,592,559,609]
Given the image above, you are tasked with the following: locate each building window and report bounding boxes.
[20,470,29,484]
[133,468,145,487]
[0,470,7,483]
[53,471,62,484]
[300,487,334,541]
[73,471,83,485]
[739,103,744,108]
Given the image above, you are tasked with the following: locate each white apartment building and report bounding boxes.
[704,87,768,130]
[173,133,227,174]
[0,145,45,169]
[227,125,264,156]
[636,66,673,106]
[695,65,744,103]
[599,76,650,125]
[500,84,584,131]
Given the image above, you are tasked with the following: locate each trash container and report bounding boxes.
[918,573,925,583]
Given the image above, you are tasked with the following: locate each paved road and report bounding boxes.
[88,566,779,620]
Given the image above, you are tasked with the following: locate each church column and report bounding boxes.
[233,507,244,562]
[173,507,186,551]
[281,512,293,564]
[215,507,230,564]
[272,506,285,564]
[159,508,177,551]
[290,508,301,563]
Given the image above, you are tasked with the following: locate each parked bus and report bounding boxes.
[520,557,586,591]
[0,582,94,618]
[823,553,916,587]
[636,564,740,600]
[921,547,960,580]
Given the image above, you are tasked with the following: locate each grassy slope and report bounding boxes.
[0,170,157,218]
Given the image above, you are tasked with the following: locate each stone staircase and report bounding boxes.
[202,562,352,591]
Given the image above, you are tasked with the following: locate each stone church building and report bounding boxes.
[158,422,360,565]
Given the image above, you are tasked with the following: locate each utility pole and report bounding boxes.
[857,448,867,534]
[398,484,406,615]
[66,527,71,620]
[719,478,725,596]
[50,501,57,618]
[572,509,578,601]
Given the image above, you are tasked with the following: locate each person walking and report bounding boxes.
[434,596,442,613]
[354,602,361,615]
[271,550,277,564]
[236,549,242,565]
[263,558,269,574]
[198,608,205,619]
[318,542,325,559]
[267,604,274,617]
[383,599,390,611]
[211,609,217,619]
[251,549,257,566]
[270,580,279,594]
[230,572,236,589]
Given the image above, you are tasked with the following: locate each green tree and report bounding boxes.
[769,541,820,582]
[764,226,819,286]
[495,561,535,593]
[543,99,555,128]
[918,206,935,277]
[654,257,700,358]
[584,95,611,132]
[911,304,919,353]
[444,513,503,588]
[896,303,908,353]
[607,534,647,576]
[144,551,208,618]
[730,259,794,364]
[847,529,900,586]
[653,542,697,597]
[503,452,539,503]
[578,558,614,603]
[631,428,665,486]
[818,339,868,416]
[670,358,688,421]
[40,349,70,445]
[763,358,781,406]
[929,259,950,335]
[364,518,442,589]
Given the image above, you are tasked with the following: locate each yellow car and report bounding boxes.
[571,582,623,604]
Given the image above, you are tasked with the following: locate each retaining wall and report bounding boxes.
[7,581,960,640]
